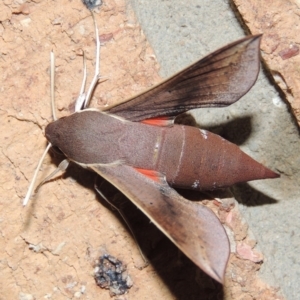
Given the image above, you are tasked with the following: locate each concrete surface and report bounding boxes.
[127,0,300,299]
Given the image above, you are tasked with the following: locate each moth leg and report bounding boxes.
[34,159,70,193]
[23,143,52,206]
[94,181,149,268]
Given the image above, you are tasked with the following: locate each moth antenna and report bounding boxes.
[34,159,70,193]
[94,184,149,267]
[84,11,101,109]
[23,143,52,206]
[75,51,87,112]
[23,51,59,206]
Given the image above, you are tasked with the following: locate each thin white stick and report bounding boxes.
[84,11,101,109]
[75,52,87,112]
[80,52,87,96]
[23,143,52,206]
[50,51,57,121]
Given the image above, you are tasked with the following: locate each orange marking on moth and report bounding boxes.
[141,117,172,126]
[134,168,160,182]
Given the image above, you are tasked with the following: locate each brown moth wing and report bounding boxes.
[105,35,261,122]
[91,164,230,283]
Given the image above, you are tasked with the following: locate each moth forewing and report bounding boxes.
[104,35,262,122]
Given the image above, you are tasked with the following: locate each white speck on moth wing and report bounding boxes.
[200,129,208,139]
[153,136,162,161]
[192,180,200,189]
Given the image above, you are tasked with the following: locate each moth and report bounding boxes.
[24,13,279,284]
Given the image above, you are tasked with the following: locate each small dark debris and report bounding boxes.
[82,0,102,10]
[94,254,133,296]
